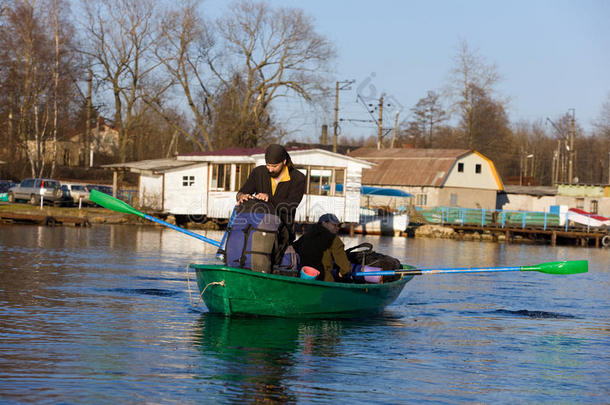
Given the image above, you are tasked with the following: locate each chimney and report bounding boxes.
[321,124,328,144]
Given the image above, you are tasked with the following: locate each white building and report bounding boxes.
[103,147,373,223]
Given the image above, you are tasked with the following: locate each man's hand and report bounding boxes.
[236,192,269,205]
[253,193,269,202]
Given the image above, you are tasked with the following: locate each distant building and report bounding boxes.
[25,119,119,167]
[497,184,610,217]
[348,148,504,210]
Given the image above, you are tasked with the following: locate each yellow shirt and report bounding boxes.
[270,166,291,195]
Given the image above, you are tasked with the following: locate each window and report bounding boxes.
[308,169,332,195]
[576,198,585,209]
[182,176,195,187]
[210,164,231,190]
[475,164,481,174]
[458,162,464,172]
[450,193,458,206]
[303,167,345,196]
[334,169,345,196]
[235,164,253,191]
[590,200,598,214]
[416,194,427,206]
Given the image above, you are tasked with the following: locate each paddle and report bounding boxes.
[89,189,221,248]
[354,260,588,277]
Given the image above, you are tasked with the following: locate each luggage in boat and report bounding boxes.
[225,199,297,273]
[345,243,401,283]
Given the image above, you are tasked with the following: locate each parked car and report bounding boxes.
[87,184,113,195]
[0,180,17,193]
[58,185,75,207]
[64,184,92,205]
[8,178,66,205]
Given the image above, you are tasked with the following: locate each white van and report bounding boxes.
[64,184,92,206]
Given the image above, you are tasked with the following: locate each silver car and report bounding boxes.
[8,178,63,205]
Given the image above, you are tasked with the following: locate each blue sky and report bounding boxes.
[205,0,610,141]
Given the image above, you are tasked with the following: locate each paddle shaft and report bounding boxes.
[355,260,587,277]
[355,266,523,277]
[89,189,221,248]
[142,213,221,248]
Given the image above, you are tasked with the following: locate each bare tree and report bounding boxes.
[406,90,448,147]
[213,0,335,147]
[594,92,610,140]
[154,0,335,151]
[153,0,214,151]
[79,0,161,163]
[0,0,76,177]
[447,40,502,148]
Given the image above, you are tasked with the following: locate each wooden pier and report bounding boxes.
[0,212,90,227]
[449,224,608,248]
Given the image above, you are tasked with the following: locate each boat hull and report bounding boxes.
[191,264,413,318]
[354,212,410,236]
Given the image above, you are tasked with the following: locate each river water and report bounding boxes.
[0,224,608,404]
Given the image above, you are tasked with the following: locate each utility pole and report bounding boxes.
[377,96,384,149]
[390,111,400,148]
[568,108,575,184]
[333,80,354,153]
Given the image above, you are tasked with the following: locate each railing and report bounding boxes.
[415,206,602,232]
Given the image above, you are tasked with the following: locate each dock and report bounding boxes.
[0,212,90,227]
[417,206,609,248]
[449,223,608,248]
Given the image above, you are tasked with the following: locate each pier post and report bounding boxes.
[551,231,556,246]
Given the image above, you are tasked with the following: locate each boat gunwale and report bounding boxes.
[190,263,413,289]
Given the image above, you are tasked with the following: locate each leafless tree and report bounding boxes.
[153,0,214,151]
[446,40,503,148]
[213,0,335,147]
[79,0,162,163]
[154,0,335,151]
[0,0,76,177]
[406,90,448,147]
[594,92,610,140]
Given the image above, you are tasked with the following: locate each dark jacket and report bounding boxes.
[238,165,306,237]
[293,224,352,282]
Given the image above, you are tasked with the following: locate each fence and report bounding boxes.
[416,206,579,231]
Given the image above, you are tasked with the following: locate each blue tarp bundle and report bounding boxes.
[323,184,413,197]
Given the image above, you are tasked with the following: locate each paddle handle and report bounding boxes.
[142,213,221,248]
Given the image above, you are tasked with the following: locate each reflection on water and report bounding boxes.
[0,224,608,404]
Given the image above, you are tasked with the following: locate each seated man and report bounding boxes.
[293,213,352,282]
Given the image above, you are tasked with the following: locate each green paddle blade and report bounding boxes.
[522,260,588,275]
[90,189,144,218]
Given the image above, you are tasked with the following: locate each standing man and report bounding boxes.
[236,144,306,241]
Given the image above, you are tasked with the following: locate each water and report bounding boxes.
[0,224,608,404]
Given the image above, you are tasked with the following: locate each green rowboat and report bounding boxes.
[190,264,414,318]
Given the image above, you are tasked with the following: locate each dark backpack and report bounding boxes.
[224,200,295,273]
[345,243,402,283]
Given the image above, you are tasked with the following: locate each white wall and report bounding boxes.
[501,194,557,212]
[164,165,207,216]
[444,153,500,190]
[139,174,163,210]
